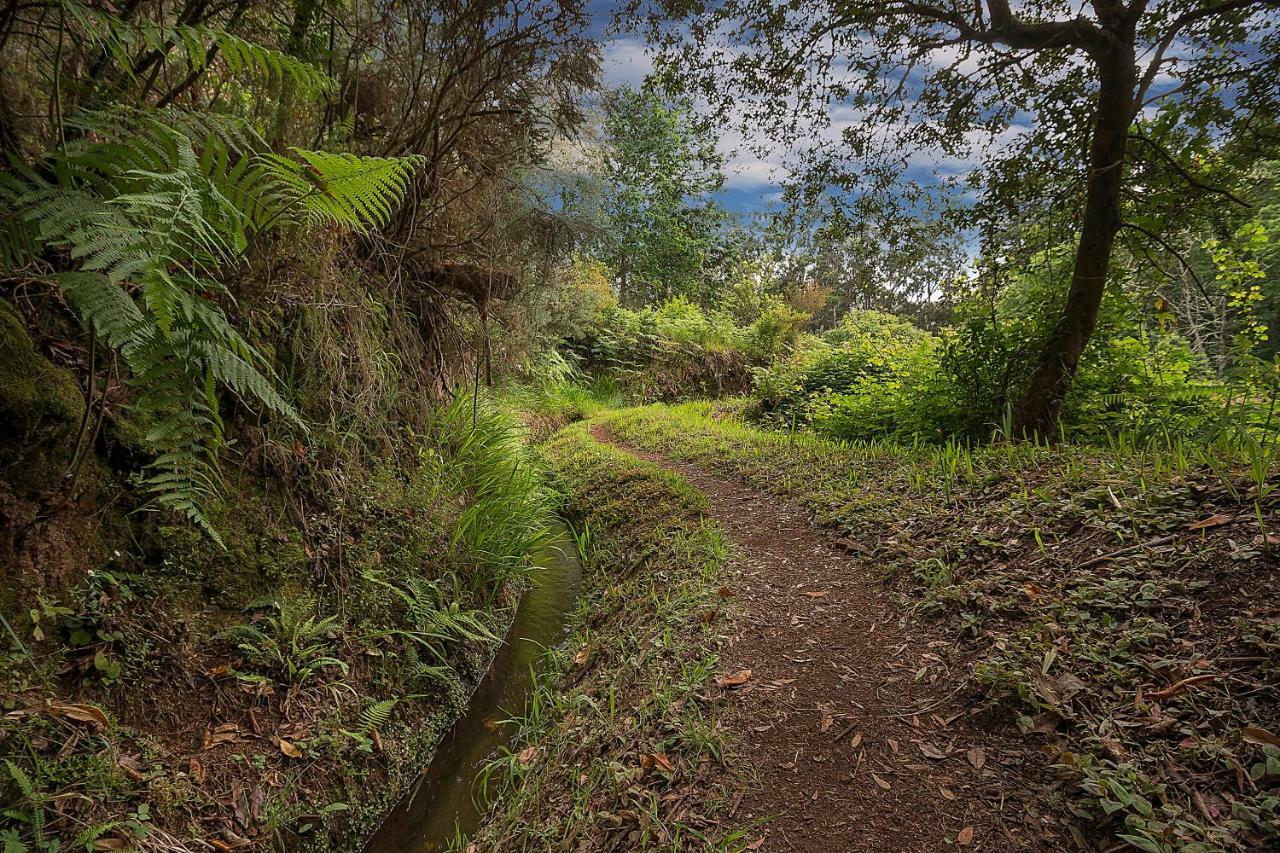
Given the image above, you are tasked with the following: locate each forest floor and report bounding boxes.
[590,423,1065,851]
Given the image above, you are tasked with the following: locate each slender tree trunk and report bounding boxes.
[270,0,320,146]
[1013,47,1135,437]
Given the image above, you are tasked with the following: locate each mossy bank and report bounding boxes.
[1,285,554,853]
[466,423,752,851]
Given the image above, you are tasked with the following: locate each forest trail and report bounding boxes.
[589,423,1062,852]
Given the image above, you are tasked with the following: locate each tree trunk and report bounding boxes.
[1013,48,1135,438]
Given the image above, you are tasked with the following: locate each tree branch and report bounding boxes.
[1129,131,1250,208]
[1134,0,1280,107]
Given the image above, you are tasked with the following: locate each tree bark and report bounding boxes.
[1013,45,1135,438]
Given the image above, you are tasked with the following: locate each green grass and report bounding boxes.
[595,401,1280,853]
[465,424,752,851]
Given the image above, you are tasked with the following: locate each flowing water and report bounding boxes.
[364,527,584,852]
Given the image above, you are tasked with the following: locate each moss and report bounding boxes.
[0,301,84,436]
[145,480,309,609]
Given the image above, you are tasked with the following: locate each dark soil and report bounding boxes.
[592,424,1070,852]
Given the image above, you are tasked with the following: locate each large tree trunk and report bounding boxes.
[1013,49,1135,438]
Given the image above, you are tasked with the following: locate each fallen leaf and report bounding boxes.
[938,785,956,801]
[517,746,537,767]
[802,590,829,599]
[746,839,765,851]
[1242,726,1280,749]
[1188,513,1234,530]
[46,701,108,729]
[966,747,986,771]
[957,826,975,846]
[188,756,206,783]
[1054,672,1086,702]
[1021,711,1064,736]
[820,709,834,733]
[888,738,900,754]
[717,669,752,687]
[870,772,892,790]
[278,738,302,759]
[850,732,863,748]
[919,742,946,760]
[718,586,734,598]
[647,752,675,773]
[574,648,589,665]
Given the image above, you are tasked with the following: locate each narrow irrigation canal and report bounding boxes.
[365,526,584,852]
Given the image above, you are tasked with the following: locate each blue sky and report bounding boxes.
[588,2,788,216]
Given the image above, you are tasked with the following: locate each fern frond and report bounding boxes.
[259,149,425,232]
[359,698,399,732]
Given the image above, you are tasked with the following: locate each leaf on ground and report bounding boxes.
[1054,672,1086,702]
[718,586,734,598]
[642,752,675,773]
[938,785,956,800]
[1188,512,1234,530]
[518,745,538,766]
[802,590,829,599]
[47,700,108,728]
[279,738,302,758]
[919,742,946,760]
[966,746,986,770]
[850,732,863,748]
[1019,711,1064,736]
[957,826,975,846]
[871,772,892,790]
[574,648,589,665]
[717,669,752,687]
[1242,726,1280,749]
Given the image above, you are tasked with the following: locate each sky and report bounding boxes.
[584,4,1002,220]
[589,5,789,216]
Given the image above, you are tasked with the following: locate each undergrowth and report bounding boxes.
[0,397,553,851]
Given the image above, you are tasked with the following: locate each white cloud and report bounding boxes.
[600,38,654,89]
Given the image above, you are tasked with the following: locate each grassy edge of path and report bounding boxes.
[466,423,754,852]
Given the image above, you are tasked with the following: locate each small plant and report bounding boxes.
[218,598,348,688]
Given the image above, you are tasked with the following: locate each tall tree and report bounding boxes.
[595,85,728,306]
[636,0,1280,434]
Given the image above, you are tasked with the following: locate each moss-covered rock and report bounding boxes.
[0,301,84,437]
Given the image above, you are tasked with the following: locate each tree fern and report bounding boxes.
[259,149,426,232]
[56,2,336,96]
[2,63,425,539]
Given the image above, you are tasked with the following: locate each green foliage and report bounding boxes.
[569,297,754,402]
[587,85,729,307]
[0,106,422,538]
[218,598,349,688]
[259,149,425,232]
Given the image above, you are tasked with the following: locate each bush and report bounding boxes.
[567,296,755,402]
[753,310,933,426]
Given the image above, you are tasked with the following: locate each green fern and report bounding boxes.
[0,115,305,540]
[57,2,336,96]
[360,698,399,732]
[259,148,425,232]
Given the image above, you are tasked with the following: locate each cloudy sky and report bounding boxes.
[591,10,790,216]
[584,8,1002,220]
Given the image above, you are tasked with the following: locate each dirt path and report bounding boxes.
[590,425,1063,852]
